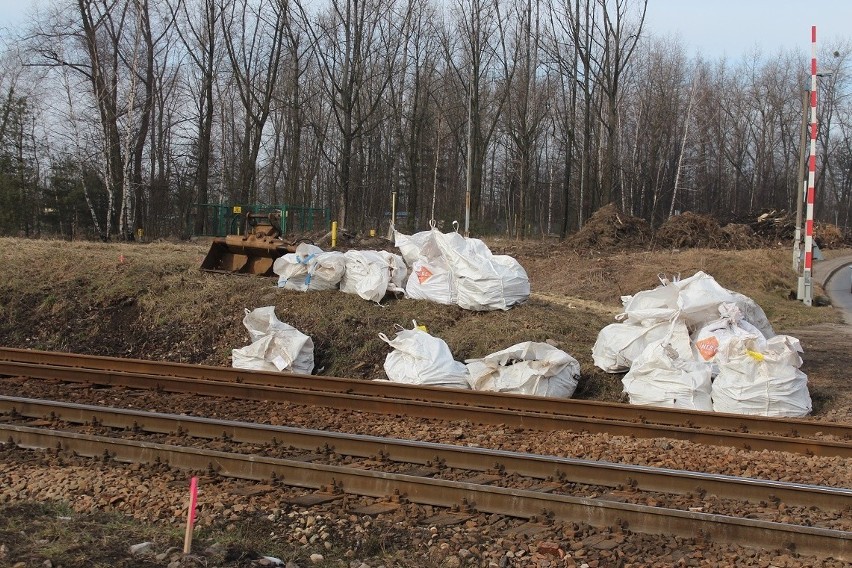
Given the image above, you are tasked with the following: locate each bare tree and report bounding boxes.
[594,0,647,209]
[543,0,580,236]
[445,0,511,231]
[168,0,221,234]
[500,0,550,237]
[296,0,408,229]
[220,0,286,204]
[29,0,149,239]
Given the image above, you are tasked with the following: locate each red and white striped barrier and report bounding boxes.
[803,25,818,306]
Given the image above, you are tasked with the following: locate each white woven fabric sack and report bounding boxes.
[465,342,580,398]
[712,335,811,417]
[233,307,314,374]
[340,250,393,303]
[621,322,712,411]
[273,243,345,291]
[592,320,674,373]
[378,322,470,389]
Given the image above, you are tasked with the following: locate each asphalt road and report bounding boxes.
[821,258,852,325]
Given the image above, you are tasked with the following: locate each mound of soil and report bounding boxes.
[566,203,651,251]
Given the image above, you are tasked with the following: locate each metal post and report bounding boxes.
[793,90,808,280]
[465,65,473,238]
[803,25,818,306]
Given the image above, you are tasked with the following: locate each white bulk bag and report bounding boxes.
[378,322,470,389]
[340,250,393,303]
[431,230,530,311]
[454,253,530,311]
[395,226,529,311]
[465,342,580,398]
[233,307,314,374]
[232,333,314,373]
[618,284,680,326]
[273,243,322,290]
[712,336,811,417]
[673,272,775,337]
[308,251,347,290]
[621,323,712,411]
[691,303,765,375]
[592,320,675,373]
[405,258,456,305]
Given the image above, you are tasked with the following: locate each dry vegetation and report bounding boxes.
[1,232,852,567]
[0,234,849,408]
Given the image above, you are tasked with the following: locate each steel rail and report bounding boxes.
[2,424,849,561]
[1,347,848,440]
[2,359,851,458]
[2,395,850,512]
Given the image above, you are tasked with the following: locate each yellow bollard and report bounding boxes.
[369,228,376,237]
[331,221,338,248]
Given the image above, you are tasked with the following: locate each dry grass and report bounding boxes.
[0,236,845,405]
[1,236,851,567]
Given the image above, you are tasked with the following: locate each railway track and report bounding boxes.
[1,348,851,457]
[2,395,850,561]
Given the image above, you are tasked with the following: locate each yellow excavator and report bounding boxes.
[200,209,299,276]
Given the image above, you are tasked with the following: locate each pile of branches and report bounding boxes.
[749,210,796,242]
[654,212,728,249]
[566,203,652,251]
[560,205,850,251]
[814,222,849,248]
[726,210,850,247]
[720,223,764,249]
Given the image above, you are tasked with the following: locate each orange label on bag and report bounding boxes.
[416,265,433,284]
[695,336,719,361]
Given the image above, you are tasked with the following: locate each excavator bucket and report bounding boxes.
[200,210,296,276]
[200,235,285,276]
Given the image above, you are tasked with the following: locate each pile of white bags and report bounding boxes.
[232,306,314,374]
[592,272,811,416]
[270,225,527,311]
[378,321,470,389]
[395,225,529,311]
[465,342,580,398]
[273,243,346,291]
[378,324,582,399]
[272,242,407,304]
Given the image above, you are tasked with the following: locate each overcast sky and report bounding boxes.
[646,0,852,60]
[1,0,851,61]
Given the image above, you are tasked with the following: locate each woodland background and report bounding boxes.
[0,0,850,241]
